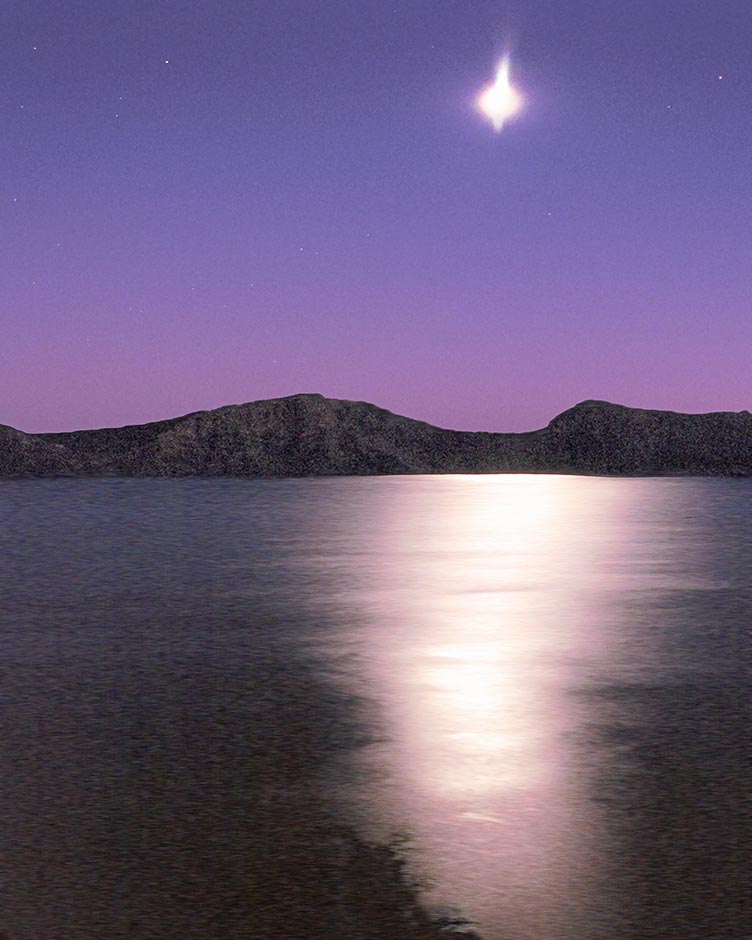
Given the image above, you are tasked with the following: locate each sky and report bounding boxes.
[3,0,751,433]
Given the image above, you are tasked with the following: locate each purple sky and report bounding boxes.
[3,1,751,433]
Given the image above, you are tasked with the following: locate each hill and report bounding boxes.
[1,394,751,477]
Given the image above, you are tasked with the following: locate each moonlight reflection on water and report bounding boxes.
[302,476,750,940]
[0,476,749,940]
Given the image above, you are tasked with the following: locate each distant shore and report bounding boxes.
[3,393,752,477]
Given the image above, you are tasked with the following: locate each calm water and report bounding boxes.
[0,476,749,939]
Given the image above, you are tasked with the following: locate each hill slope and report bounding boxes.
[1,394,751,477]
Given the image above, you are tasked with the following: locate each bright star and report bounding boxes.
[477,56,522,132]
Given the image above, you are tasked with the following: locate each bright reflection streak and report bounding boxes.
[477,56,523,132]
[320,475,636,940]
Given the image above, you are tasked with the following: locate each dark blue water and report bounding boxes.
[0,476,749,939]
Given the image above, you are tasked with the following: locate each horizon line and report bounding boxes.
[5,393,752,438]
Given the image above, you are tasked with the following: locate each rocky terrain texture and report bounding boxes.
[2,394,751,477]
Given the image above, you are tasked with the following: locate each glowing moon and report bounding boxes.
[477,56,522,132]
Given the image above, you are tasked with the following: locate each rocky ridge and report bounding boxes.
[1,394,751,477]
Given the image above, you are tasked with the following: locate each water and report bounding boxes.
[0,476,749,939]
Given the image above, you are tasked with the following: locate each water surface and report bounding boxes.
[0,476,749,939]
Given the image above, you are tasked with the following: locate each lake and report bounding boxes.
[0,476,749,939]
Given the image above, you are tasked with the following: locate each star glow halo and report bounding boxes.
[477,56,523,132]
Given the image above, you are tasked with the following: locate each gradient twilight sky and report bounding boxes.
[3,1,751,433]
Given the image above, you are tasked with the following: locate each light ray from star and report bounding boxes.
[477,56,522,132]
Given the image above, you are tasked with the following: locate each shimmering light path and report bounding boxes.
[1,476,749,939]
[301,476,751,939]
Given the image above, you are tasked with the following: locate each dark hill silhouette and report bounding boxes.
[2,394,751,477]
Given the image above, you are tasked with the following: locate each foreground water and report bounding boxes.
[0,476,749,939]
